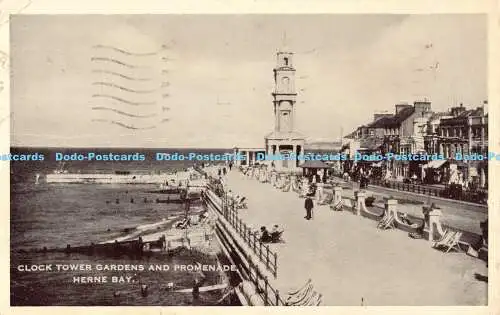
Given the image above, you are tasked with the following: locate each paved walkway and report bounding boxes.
[225,170,487,306]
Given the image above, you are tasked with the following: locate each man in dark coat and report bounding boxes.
[304,197,314,220]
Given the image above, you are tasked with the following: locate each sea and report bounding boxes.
[10,147,238,306]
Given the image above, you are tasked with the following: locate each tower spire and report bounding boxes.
[281,30,289,52]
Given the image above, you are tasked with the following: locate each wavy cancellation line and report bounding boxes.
[92,82,163,94]
[91,106,158,118]
[92,44,167,57]
[91,94,156,106]
[92,69,152,81]
[92,119,157,130]
[91,57,149,69]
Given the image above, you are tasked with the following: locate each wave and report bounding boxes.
[92,119,157,130]
[92,94,156,106]
[91,57,147,69]
[91,106,158,118]
[92,69,152,81]
[92,82,159,94]
[92,44,165,57]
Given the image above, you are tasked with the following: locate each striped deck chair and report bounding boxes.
[308,293,322,306]
[432,230,454,249]
[302,291,319,306]
[443,231,464,253]
[377,213,395,230]
[382,215,396,230]
[286,281,314,305]
[376,214,390,229]
[446,231,463,253]
[287,279,311,295]
[330,199,344,211]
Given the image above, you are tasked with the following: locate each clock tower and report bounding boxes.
[265,50,305,173]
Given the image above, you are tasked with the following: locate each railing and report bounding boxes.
[214,216,285,306]
[247,255,285,305]
[220,192,279,278]
[369,178,443,197]
[335,174,487,205]
[201,175,279,278]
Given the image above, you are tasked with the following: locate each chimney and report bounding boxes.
[373,113,391,122]
[395,103,411,114]
[413,100,431,115]
[451,104,466,117]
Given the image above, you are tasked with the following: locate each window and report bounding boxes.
[284,57,289,66]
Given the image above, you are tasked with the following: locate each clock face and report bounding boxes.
[282,76,289,86]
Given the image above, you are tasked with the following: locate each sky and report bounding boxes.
[10,14,487,148]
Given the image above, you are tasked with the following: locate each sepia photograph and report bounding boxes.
[8,14,489,306]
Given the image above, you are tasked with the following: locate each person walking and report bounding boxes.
[304,196,314,220]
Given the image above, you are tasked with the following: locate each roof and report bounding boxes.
[424,160,448,168]
[265,130,305,140]
[368,115,397,128]
[305,141,342,151]
[367,106,415,129]
[344,130,358,139]
[440,108,485,125]
[429,112,451,120]
[299,160,330,169]
[393,106,415,124]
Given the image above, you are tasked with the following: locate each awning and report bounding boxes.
[425,160,447,168]
[299,160,330,169]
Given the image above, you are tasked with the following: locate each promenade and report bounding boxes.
[224,169,487,306]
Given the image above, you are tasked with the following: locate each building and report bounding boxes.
[429,102,488,187]
[343,100,433,180]
[233,147,266,167]
[264,51,306,173]
[234,49,306,173]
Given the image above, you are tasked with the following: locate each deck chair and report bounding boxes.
[319,193,333,205]
[310,294,322,306]
[444,231,463,253]
[287,279,312,295]
[377,213,391,228]
[300,291,319,306]
[286,283,313,305]
[282,182,291,192]
[270,231,284,243]
[287,285,314,306]
[378,214,395,230]
[235,197,247,209]
[432,230,453,248]
[286,282,314,305]
[307,292,323,306]
[330,199,343,211]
